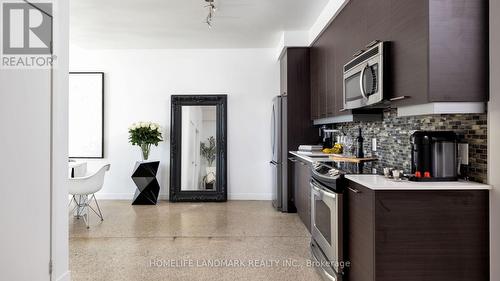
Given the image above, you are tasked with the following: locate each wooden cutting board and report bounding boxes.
[329,155,378,163]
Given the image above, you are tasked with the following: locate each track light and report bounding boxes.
[204,0,216,29]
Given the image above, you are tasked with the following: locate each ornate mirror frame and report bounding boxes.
[169,95,227,202]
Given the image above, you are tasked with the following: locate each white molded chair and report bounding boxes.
[68,164,110,228]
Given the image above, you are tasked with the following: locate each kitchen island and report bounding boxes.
[344,175,490,281]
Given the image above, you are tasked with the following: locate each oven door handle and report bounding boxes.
[310,180,337,200]
[359,63,368,100]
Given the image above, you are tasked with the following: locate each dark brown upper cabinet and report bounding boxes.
[390,0,488,105]
[324,28,336,116]
[310,47,320,120]
[332,3,354,117]
[311,38,329,119]
[310,0,488,120]
[388,0,429,106]
[280,51,288,96]
[280,47,317,149]
[318,44,328,119]
[427,0,489,103]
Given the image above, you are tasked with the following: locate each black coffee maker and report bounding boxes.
[410,131,458,182]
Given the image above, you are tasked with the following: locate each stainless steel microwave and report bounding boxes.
[343,41,387,110]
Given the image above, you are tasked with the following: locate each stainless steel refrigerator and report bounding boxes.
[271,95,291,212]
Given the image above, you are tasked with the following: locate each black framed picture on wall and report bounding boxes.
[68,72,105,158]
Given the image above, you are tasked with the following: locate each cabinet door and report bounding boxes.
[428,0,489,103]
[324,24,336,117]
[346,0,368,52]
[298,160,311,232]
[292,159,311,232]
[332,9,352,116]
[280,51,288,96]
[389,0,428,105]
[291,158,302,216]
[317,39,328,119]
[365,0,392,43]
[374,191,489,281]
[346,182,375,281]
[310,47,320,120]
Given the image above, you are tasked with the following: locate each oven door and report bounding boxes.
[310,179,343,273]
[343,56,383,110]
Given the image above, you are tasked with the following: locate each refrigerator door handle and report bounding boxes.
[271,104,276,155]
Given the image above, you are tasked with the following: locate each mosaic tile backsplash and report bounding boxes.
[333,109,488,183]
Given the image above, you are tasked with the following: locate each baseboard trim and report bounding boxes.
[55,271,70,281]
[95,192,272,201]
[95,193,134,200]
[228,193,273,200]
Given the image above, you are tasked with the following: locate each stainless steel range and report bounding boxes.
[310,162,345,281]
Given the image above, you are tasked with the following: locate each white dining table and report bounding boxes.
[69,161,87,178]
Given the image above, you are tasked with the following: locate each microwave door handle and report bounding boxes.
[359,64,368,100]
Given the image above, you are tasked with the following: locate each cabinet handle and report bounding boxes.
[340,108,348,112]
[389,96,409,101]
[348,187,361,194]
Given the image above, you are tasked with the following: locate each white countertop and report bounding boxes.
[289,151,333,163]
[345,174,491,190]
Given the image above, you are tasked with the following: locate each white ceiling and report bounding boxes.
[70,0,329,49]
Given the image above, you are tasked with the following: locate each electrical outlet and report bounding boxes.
[372,138,377,151]
[372,168,377,174]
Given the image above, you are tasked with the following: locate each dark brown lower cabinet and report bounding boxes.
[291,157,311,232]
[345,181,489,281]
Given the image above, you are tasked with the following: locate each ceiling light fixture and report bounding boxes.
[204,0,216,29]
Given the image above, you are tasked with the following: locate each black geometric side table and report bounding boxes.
[131,161,160,205]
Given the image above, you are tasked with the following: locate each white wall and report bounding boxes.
[489,0,500,279]
[70,48,279,200]
[0,69,52,281]
[0,1,69,280]
[274,0,348,60]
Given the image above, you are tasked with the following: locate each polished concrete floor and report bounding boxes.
[69,200,324,281]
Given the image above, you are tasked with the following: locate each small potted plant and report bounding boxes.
[128,122,163,160]
[200,136,216,189]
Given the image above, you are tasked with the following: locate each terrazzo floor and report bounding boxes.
[69,200,324,281]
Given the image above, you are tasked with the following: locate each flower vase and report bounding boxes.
[205,167,217,189]
[140,144,151,161]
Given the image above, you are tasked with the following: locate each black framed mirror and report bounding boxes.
[169,95,227,202]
